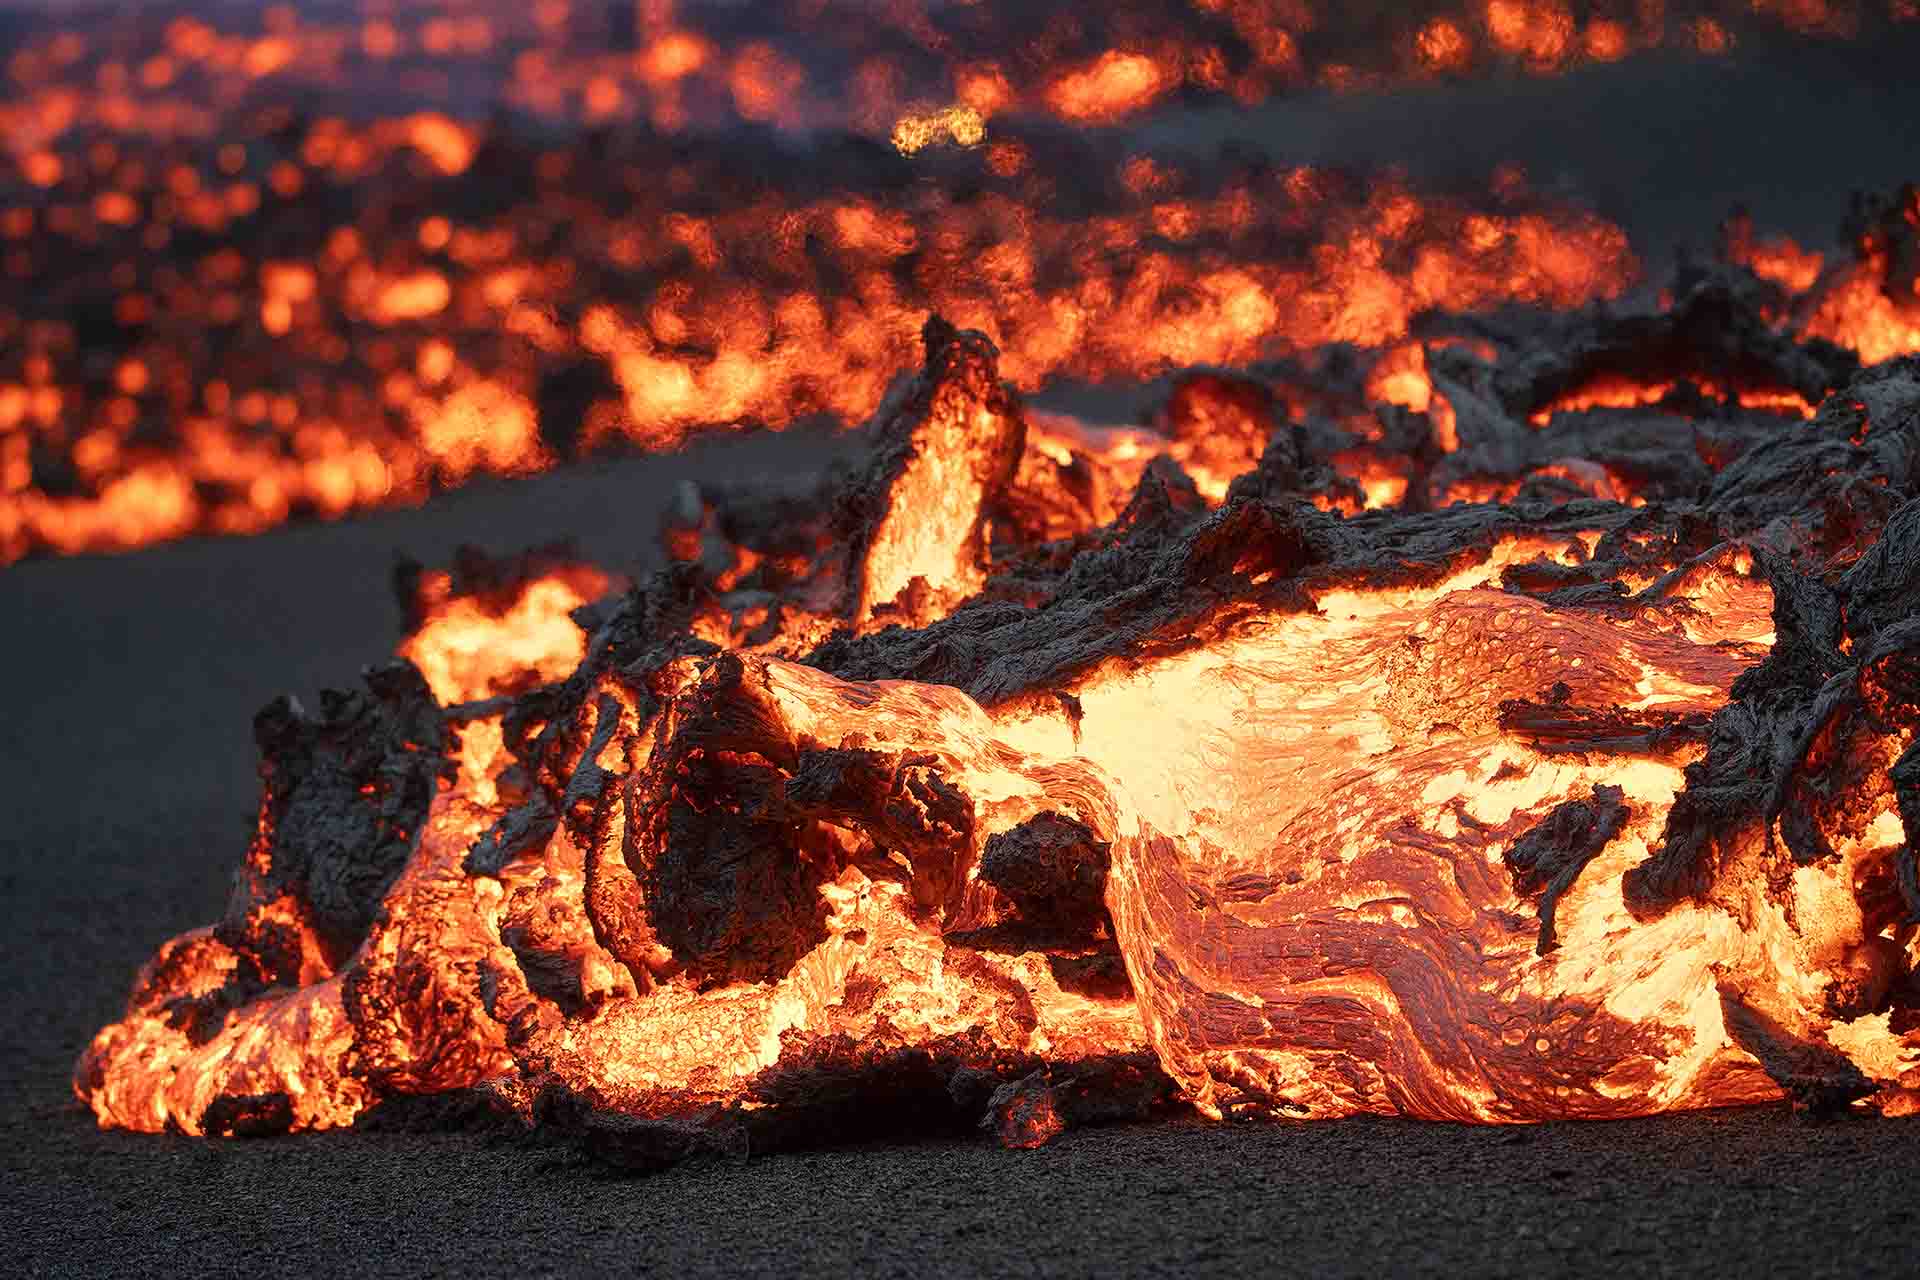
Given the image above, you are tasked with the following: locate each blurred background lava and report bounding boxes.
[2,0,1918,563]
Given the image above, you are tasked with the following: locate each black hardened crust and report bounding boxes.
[116,193,1920,1163]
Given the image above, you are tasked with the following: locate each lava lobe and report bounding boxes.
[78,270,1920,1159]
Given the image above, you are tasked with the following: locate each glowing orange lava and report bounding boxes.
[76,314,1920,1150]
[6,4,1917,564]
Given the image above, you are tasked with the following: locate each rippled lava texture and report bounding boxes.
[78,215,1920,1165]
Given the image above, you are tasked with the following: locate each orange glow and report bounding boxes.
[4,3,1906,566]
[411,381,548,483]
[1366,341,1435,414]
[1044,51,1176,123]
[1736,236,1826,293]
[955,64,1014,116]
[644,32,709,81]
[1584,19,1632,60]
[0,1,1862,165]
[1416,18,1475,71]
[1724,192,1920,366]
[400,567,612,704]
[405,114,476,176]
[727,43,805,125]
[372,272,453,324]
[1801,258,1920,365]
[1484,0,1576,68]
[1526,375,1819,424]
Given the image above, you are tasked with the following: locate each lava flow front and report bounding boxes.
[78,185,1920,1156]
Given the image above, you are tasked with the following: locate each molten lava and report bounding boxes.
[79,284,1920,1158]
[34,0,1920,1164]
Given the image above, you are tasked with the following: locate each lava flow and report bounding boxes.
[78,188,1920,1157]
[9,3,1920,566]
